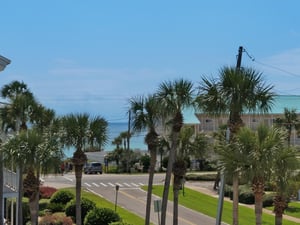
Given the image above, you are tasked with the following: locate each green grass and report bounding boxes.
[145,185,299,225]
[266,201,300,219]
[61,188,151,225]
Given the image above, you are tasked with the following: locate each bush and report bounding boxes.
[46,202,65,213]
[109,222,133,225]
[39,213,73,225]
[84,207,120,225]
[263,192,276,207]
[50,190,74,205]
[65,198,96,224]
[239,191,254,204]
[185,173,217,181]
[40,186,58,199]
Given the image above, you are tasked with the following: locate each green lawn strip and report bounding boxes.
[61,188,149,225]
[146,185,299,225]
[266,201,300,219]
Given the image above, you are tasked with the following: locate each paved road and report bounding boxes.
[42,173,228,225]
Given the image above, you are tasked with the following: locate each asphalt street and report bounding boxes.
[42,173,228,225]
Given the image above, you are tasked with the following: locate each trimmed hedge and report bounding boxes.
[84,207,120,225]
[50,190,74,205]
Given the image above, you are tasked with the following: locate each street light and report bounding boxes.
[0,55,11,72]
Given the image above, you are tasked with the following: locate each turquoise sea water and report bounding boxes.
[64,122,147,158]
[106,122,147,151]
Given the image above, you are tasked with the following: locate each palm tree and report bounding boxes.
[3,127,63,225]
[236,125,287,225]
[272,146,299,225]
[274,108,299,146]
[111,136,123,172]
[0,80,37,225]
[195,66,275,225]
[129,94,161,225]
[156,79,194,225]
[61,113,108,225]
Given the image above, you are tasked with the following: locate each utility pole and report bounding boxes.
[216,46,243,225]
[236,46,243,70]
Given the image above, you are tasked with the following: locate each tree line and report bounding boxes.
[0,65,300,225]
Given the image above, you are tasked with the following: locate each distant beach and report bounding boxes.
[64,122,147,158]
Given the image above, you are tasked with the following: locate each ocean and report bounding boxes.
[64,122,147,158]
[106,122,147,151]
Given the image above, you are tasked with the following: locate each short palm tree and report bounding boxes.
[156,79,194,225]
[61,113,108,225]
[274,107,299,146]
[236,125,287,225]
[129,94,161,225]
[195,66,275,225]
[272,146,299,225]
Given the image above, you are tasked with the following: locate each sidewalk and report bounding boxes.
[185,181,300,224]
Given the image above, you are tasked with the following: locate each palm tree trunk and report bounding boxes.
[253,181,264,225]
[173,187,179,225]
[17,165,24,225]
[232,172,239,225]
[29,191,39,225]
[160,132,178,225]
[274,195,286,225]
[75,164,83,225]
[173,175,180,225]
[0,151,3,225]
[145,150,157,225]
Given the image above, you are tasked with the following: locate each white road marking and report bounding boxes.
[84,182,91,187]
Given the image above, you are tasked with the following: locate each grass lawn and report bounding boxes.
[61,188,152,225]
[266,201,300,219]
[145,185,300,225]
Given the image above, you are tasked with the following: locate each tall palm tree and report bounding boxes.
[236,125,287,225]
[61,113,108,225]
[26,105,62,225]
[156,79,194,225]
[2,127,63,225]
[195,66,275,225]
[129,94,161,225]
[0,80,37,225]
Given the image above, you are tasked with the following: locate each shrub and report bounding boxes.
[263,192,276,207]
[84,207,120,225]
[65,198,96,224]
[46,202,65,213]
[239,191,254,204]
[50,190,74,205]
[109,222,133,225]
[40,186,58,199]
[39,213,73,225]
[185,173,217,181]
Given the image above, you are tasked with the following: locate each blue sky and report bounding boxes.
[1,1,300,122]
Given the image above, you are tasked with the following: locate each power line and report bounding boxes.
[243,48,300,78]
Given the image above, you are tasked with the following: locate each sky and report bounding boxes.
[1,1,300,123]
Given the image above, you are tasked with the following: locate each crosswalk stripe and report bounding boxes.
[131,183,139,187]
[123,183,131,187]
[92,182,99,187]
[84,182,91,187]
[115,182,123,187]
[108,182,115,187]
[100,182,107,187]
[139,183,144,186]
